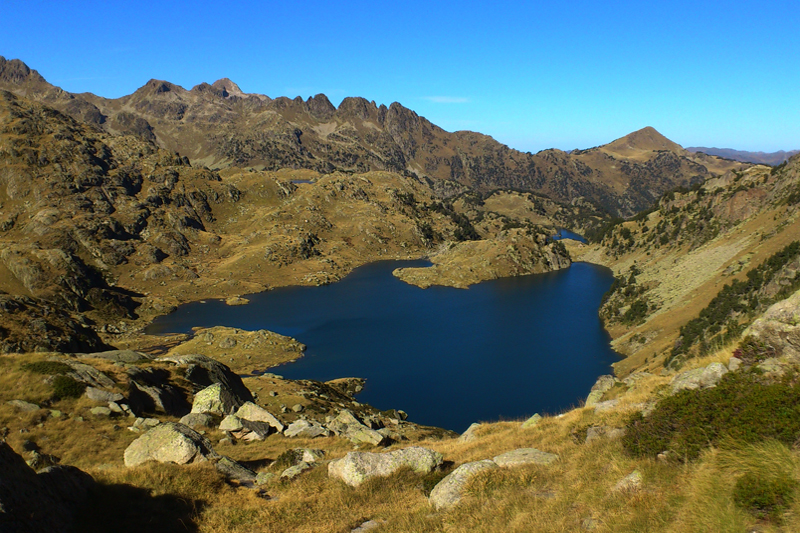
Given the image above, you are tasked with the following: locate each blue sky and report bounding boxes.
[2,0,797,152]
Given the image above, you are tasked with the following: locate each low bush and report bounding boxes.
[52,375,86,399]
[733,472,797,522]
[21,361,72,375]
[622,370,800,460]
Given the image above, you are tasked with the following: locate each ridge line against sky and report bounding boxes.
[2,0,797,153]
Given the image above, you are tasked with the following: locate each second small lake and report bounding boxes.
[146,260,619,432]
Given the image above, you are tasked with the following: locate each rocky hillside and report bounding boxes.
[0,56,748,217]
[0,89,579,354]
[568,153,800,374]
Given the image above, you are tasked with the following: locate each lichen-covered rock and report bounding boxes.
[179,412,215,428]
[458,422,482,441]
[214,456,256,484]
[191,383,243,415]
[521,414,542,429]
[6,399,40,412]
[429,460,499,510]
[614,469,643,492]
[328,446,443,487]
[284,419,331,438]
[328,409,386,446]
[77,350,152,363]
[218,414,244,432]
[492,448,559,467]
[235,401,285,432]
[593,399,619,413]
[670,362,728,394]
[123,422,218,467]
[85,386,125,403]
[585,426,625,444]
[586,374,619,406]
[281,461,314,480]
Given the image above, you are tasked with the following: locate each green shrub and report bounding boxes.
[733,472,797,522]
[622,370,800,460]
[733,336,778,365]
[52,375,86,399]
[21,361,72,375]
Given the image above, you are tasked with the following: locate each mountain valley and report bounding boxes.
[3,54,800,532]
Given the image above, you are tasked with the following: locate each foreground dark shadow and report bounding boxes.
[73,482,204,533]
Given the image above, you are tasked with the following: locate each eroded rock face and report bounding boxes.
[429,460,499,510]
[160,354,254,404]
[123,422,218,467]
[328,447,443,487]
[0,440,94,532]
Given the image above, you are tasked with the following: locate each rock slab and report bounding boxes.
[492,448,559,467]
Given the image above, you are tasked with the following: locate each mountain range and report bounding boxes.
[0,56,748,217]
[685,146,799,166]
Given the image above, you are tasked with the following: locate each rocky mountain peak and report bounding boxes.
[306,94,335,120]
[137,79,185,97]
[0,56,46,85]
[211,78,244,98]
[337,97,378,120]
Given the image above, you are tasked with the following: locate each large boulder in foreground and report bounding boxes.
[191,383,244,416]
[0,440,94,532]
[124,422,219,467]
[328,447,443,487]
[429,460,499,510]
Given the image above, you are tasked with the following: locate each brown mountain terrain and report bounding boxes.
[0,56,748,217]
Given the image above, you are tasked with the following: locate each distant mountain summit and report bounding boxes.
[686,147,799,166]
[0,56,750,216]
[604,127,684,156]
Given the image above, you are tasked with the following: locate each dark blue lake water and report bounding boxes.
[146,260,618,432]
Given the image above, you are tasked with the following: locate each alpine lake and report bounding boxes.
[146,233,619,433]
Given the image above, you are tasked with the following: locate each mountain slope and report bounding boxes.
[568,153,800,374]
[0,56,749,217]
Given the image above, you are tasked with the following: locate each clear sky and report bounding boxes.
[2,0,797,153]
